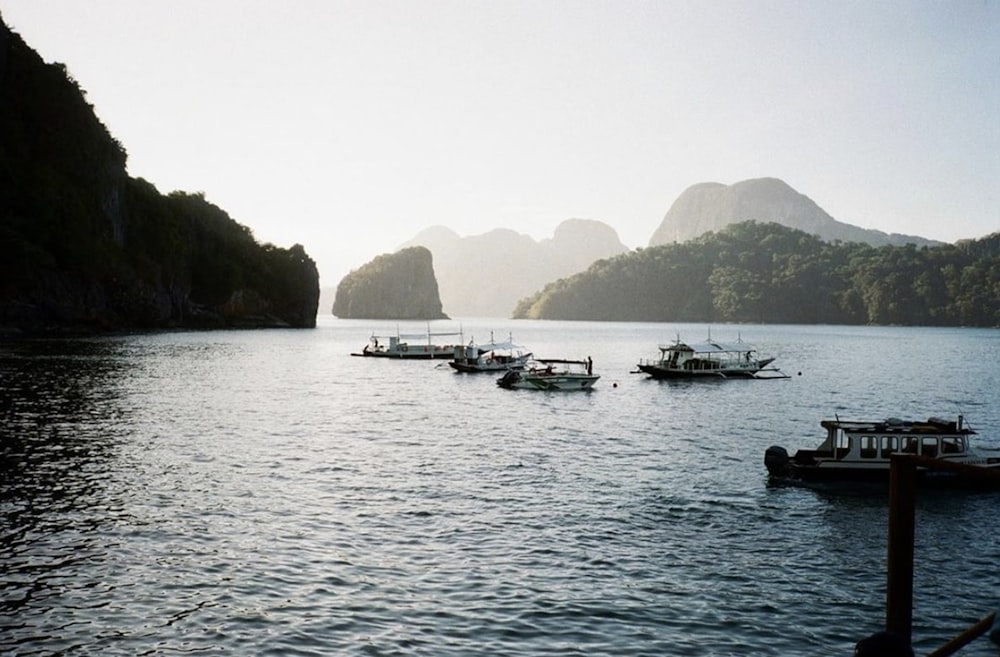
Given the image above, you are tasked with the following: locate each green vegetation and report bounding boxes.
[0,19,319,331]
[333,246,448,320]
[513,222,1000,327]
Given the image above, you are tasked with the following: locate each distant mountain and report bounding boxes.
[332,246,448,320]
[513,221,1000,326]
[401,219,629,317]
[0,14,319,333]
[649,178,942,248]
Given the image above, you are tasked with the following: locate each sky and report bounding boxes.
[3,0,998,287]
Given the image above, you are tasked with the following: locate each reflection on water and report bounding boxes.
[2,323,1000,656]
[2,339,132,515]
[1,340,134,652]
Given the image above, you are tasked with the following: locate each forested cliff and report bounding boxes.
[0,14,319,333]
[332,246,448,320]
[513,222,1000,326]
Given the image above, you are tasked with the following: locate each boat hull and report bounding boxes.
[450,362,525,373]
[768,462,1000,490]
[638,359,773,380]
[497,372,599,391]
[764,431,1000,490]
[351,344,455,360]
[352,347,455,359]
[449,355,530,373]
[636,335,779,380]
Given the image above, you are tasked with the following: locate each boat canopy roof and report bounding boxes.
[372,331,462,340]
[659,341,754,354]
[821,416,974,435]
[479,340,524,351]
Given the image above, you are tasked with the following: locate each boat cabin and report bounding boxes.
[451,343,479,361]
[812,417,973,463]
[657,341,756,371]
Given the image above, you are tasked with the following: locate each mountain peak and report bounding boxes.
[649,178,940,248]
[400,220,628,317]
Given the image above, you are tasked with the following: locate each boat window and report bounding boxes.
[835,434,852,460]
[941,437,964,454]
[836,431,851,450]
[859,436,878,459]
[902,437,919,454]
[881,436,899,457]
[921,437,939,458]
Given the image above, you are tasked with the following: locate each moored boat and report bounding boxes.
[496,357,598,391]
[764,415,1000,488]
[351,329,461,359]
[449,333,532,373]
[636,336,783,380]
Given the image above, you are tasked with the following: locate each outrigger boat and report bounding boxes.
[449,333,532,373]
[635,336,783,380]
[765,415,1000,487]
[497,357,598,391]
[351,329,461,359]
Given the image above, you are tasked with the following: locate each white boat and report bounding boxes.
[449,333,532,373]
[351,329,461,359]
[496,357,598,391]
[764,415,1000,487]
[636,336,783,380]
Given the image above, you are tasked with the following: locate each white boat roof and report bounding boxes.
[374,331,462,340]
[659,341,755,354]
[822,416,974,435]
[479,340,524,351]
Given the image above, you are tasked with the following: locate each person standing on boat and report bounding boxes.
[586,356,593,375]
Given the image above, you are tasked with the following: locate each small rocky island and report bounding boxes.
[0,13,320,333]
[332,246,448,320]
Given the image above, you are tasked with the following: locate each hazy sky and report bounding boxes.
[4,0,998,286]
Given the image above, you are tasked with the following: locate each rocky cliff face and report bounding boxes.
[0,15,319,333]
[649,178,941,248]
[332,246,448,320]
[401,219,629,317]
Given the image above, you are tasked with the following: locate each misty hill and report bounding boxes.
[514,221,999,326]
[400,219,629,317]
[649,178,941,248]
[0,15,319,333]
[332,246,448,320]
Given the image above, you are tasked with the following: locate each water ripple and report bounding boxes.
[2,324,1000,655]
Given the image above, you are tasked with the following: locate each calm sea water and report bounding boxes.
[2,319,1000,656]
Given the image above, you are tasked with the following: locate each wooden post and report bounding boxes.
[886,454,916,641]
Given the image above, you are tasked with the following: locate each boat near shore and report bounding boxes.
[765,415,1000,488]
[636,336,784,380]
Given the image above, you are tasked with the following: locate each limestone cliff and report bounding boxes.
[401,219,628,318]
[0,14,319,333]
[332,246,448,320]
[649,178,941,248]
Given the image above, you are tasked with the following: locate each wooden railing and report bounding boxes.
[925,612,995,657]
[882,454,1000,656]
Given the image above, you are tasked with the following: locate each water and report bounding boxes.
[2,320,1000,656]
